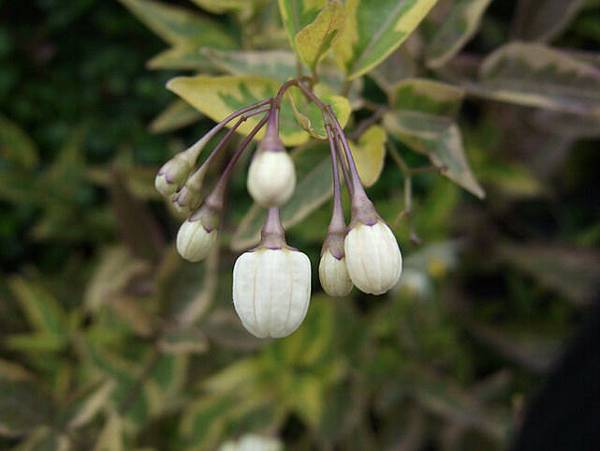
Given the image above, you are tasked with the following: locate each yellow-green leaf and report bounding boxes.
[425,0,492,68]
[391,78,465,117]
[288,84,351,139]
[167,75,310,146]
[63,381,116,430]
[117,0,235,47]
[295,0,345,72]
[149,100,202,134]
[202,49,298,82]
[146,46,218,71]
[93,414,124,451]
[190,0,258,19]
[350,126,387,187]
[334,0,439,79]
[278,0,327,52]
[470,43,600,117]
[384,111,485,198]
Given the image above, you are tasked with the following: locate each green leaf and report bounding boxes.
[498,244,600,305]
[278,0,327,52]
[202,49,298,82]
[93,414,124,451]
[190,0,258,18]
[62,381,116,430]
[512,0,586,42]
[117,0,235,47]
[390,78,465,117]
[167,75,309,146]
[149,100,202,134]
[334,0,439,79]
[8,277,68,337]
[350,125,387,187]
[288,84,351,139]
[295,0,345,73]
[425,0,492,68]
[0,115,38,169]
[470,42,600,117]
[231,144,332,250]
[146,46,218,71]
[384,111,485,198]
[10,427,71,451]
[158,326,209,354]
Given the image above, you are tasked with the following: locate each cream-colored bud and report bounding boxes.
[176,218,217,262]
[344,221,402,295]
[155,154,193,197]
[247,151,296,207]
[233,248,311,338]
[319,250,353,297]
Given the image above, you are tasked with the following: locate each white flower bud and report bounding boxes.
[233,248,311,338]
[344,221,402,295]
[176,217,217,262]
[247,151,296,207]
[155,154,193,197]
[319,250,353,297]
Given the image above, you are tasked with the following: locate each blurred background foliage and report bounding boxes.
[1,0,599,450]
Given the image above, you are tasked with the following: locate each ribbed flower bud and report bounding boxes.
[172,165,207,215]
[233,247,311,338]
[319,250,353,297]
[247,132,296,207]
[155,153,193,197]
[176,204,219,262]
[344,221,402,295]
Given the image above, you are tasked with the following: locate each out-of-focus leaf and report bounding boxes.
[190,0,258,19]
[117,0,235,47]
[425,0,492,68]
[11,427,71,451]
[231,148,331,250]
[62,380,116,430]
[295,0,345,73]
[333,0,439,79]
[350,125,387,187]
[202,309,263,350]
[93,414,124,451]
[218,434,283,451]
[531,110,600,138]
[167,75,309,146]
[390,78,465,117]
[288,84,350,139]
[498,243,600,305]
[478,160,543,197]
[512,0,586,43]
[146,46,218,71]
[203,359,261,394]
[158,326,209,354]
[0,114,38,169]
[371,48,418,95]
[149,100,202,134]
[404,240,461,277]
[278,0,326,52]
[203,49,298,82]
[8,277,68,337]
[384,111,485,198]
[0,367,54,436]
[85,246,150,312]
[471,43,600,117]
[110,170,165,263]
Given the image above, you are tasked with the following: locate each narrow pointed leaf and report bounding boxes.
[391,78,465,117]
[334,0,439,79]
[149,100,202,134]
[512,0,586,43]
[425,0,492,68]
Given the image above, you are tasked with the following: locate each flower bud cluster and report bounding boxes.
[155,80,404,340]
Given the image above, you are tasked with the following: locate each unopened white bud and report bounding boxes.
[155,154,193,197]
[247,151,296,207]
[176,216,218,262]
[319,250,353,297]
[233,248,311,338]
[344,221,402,295]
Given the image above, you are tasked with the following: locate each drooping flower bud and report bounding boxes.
[233,247,311,338]
[232,208,311,338]
[319,250,353,297]
[155,153,194,197]
[172,165,207,215]
[176,203,219,262]
[344,220,402,295]
[247,112,296,207]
